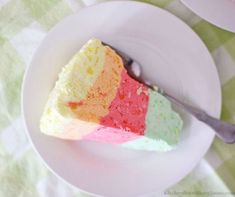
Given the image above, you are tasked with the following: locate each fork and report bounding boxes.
[103,42,235,144]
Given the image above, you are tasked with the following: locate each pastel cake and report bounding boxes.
[40,38,183,151]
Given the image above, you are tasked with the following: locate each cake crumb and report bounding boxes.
[137,87,142,95]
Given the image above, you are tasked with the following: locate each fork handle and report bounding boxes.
[163,92,235,144]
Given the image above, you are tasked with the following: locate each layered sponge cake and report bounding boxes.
[40,38,183,151]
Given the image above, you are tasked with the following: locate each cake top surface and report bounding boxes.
[40,38,183,151]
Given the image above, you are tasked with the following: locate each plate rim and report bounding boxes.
[181,0,235,33]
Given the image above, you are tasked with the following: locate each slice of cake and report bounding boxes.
[40,38,183,151]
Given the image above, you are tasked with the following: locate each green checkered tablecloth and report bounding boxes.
[1,0,235,196]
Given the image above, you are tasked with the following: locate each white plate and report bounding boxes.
[181,0,235,32]
[22,1,221,196]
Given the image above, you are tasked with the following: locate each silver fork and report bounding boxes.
[103,42,235,144]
